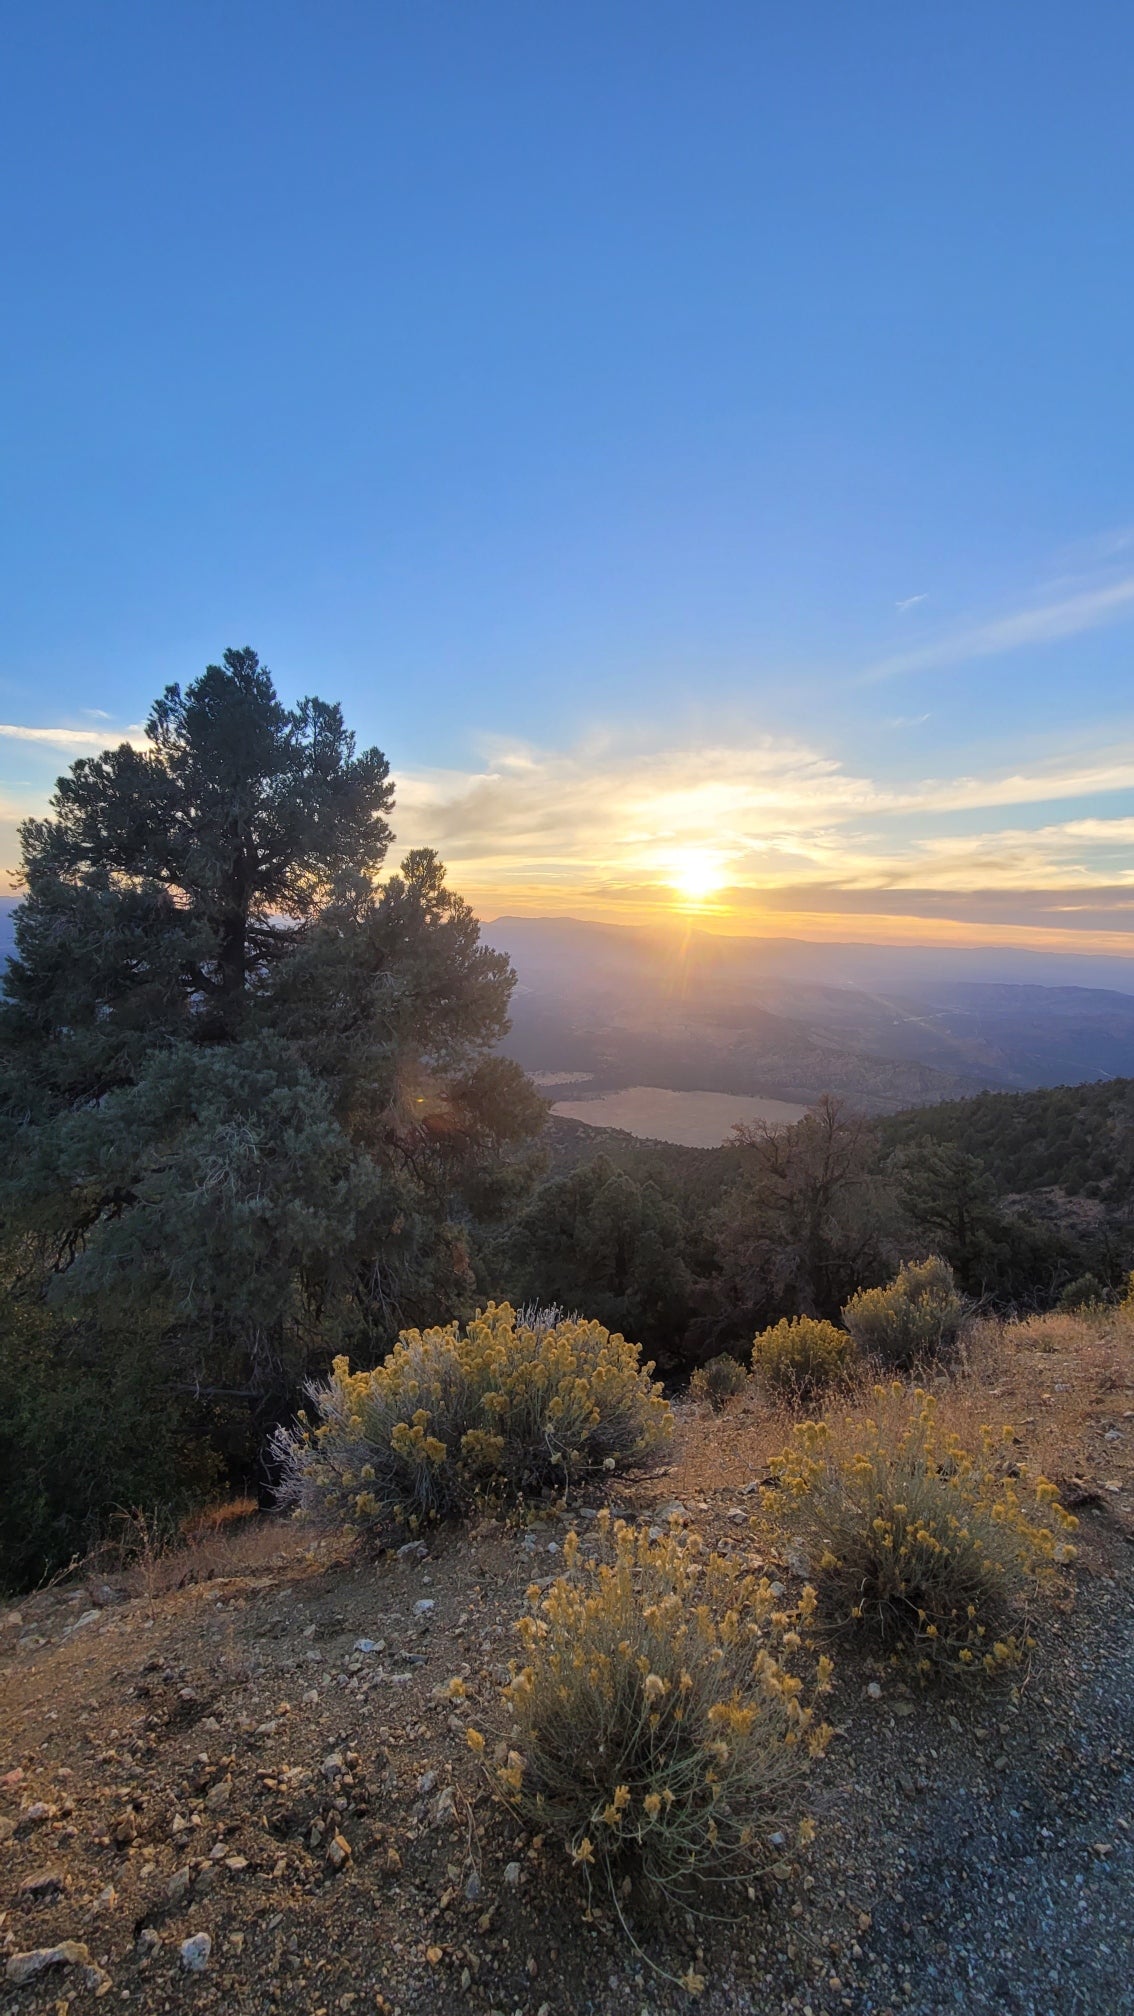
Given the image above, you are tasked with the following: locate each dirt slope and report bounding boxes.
[2,1320,1133,2016]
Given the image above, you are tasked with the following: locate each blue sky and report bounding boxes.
[3,2,1134,949]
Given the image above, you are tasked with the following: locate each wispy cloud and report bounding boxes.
[392,727,1134,914]
[894,594,928,612]
[863,576,1134,683]
[0,722,135,750]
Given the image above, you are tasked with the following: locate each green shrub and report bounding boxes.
[0,1298,221,1592]
[842,1255,966,1370]
[481,1513,830,1945]
[275,1302,671,1528]
[751,1316,855,1403]
[1056,1273,1107,1312]
[765,1386,1077,1680]
[688,1353,748,1410]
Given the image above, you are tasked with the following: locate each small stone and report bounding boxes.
[413,1599,435,1617]
[166,1866,193,1905]
[464,1870,482,1902]
[179,1932,212,1973]
[655,1501,688,1524]
[6,1943,91,1987]
[993,1753,1010,1770]
[225,1854,248,1871]
[866,1682,882,1700]
[416,1769,438,1796]
[137,1929,161,1954]
[504,1860,522,1887]
[19,1868,65,1897]
[727,1509,747,1525]
[322,1751,345,1780]
[326,1832,352,1871]
[204,1776,232,1812]
[23,1801,56,1825]
[0,1814,15,1843]
[396,1539,428,1561]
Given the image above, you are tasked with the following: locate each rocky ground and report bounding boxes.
[2,1316,1133,2016]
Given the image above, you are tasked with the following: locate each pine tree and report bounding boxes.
[0,651,545,1576]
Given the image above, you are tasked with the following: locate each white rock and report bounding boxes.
[180,1932,212,1972]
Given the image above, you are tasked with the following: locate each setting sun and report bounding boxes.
[669,849,728,902]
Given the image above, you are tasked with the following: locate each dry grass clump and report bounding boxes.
[485,1512,831,1944]
[765,1385,1077,1680]
[689,1353,749,1410]
[275,1303,672,1529]
[842,1255,966,1371]
[751,1316,856,1403]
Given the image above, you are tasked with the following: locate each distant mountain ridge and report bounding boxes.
[484,914,1134,1111]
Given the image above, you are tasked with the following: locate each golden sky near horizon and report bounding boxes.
[4,718,1134,960]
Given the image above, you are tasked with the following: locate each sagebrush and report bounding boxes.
[765,1385,1077,1678]
[689,1353,748,1410]
[842,1255,966,1370]
[751,1316,855,1403]
[484,1513,830,1941]
[275,1302,671,1527]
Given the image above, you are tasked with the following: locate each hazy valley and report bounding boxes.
[485,914,1134,1142]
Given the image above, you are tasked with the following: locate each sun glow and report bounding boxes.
[668,849,728,903]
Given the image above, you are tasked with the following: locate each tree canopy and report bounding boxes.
[0,650,545,1582]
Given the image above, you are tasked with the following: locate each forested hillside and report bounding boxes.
[882,1076,1134,1202]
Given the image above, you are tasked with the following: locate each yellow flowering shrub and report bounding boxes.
[490,1511,831,1909]
[764,1385,1077,1679]
[688,1353,748,1410]
[751,1316,856,1403]
[842,1255,966,1371]
[274,1303,671,1526]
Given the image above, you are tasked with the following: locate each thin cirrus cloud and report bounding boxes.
[862,576,1134,683]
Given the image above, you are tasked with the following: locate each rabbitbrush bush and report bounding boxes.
[765,1385,1077,1680]
[485,1512,831,1931]
[688,1353,748,1410]
[842,1255,966,1371]
[751,1316,856,1403]
[275,1303,671,1526]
